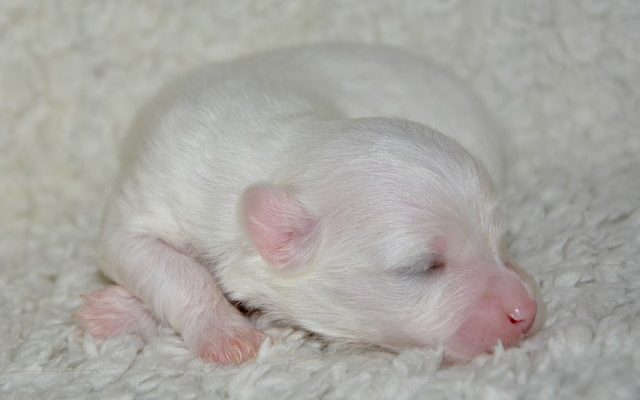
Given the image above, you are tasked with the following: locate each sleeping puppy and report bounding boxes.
[77,44,541,365]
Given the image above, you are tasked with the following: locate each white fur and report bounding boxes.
[94,44,536,363]
[6,2,638,397]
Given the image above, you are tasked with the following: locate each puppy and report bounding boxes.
[77,44,540,365]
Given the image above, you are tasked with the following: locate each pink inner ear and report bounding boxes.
[242,184,317,268]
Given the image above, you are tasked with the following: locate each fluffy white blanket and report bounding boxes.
[1,1,638,399]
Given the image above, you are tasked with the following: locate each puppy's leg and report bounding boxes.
[83,231,265,365]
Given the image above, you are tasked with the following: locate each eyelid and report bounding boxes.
[396,253,437,275]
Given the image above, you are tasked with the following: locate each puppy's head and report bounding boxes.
[240,118,540,363]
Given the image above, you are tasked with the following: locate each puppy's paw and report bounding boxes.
[191,324,266,365]
[75,285,158,340]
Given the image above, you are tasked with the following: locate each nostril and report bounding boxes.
[508,299,537,334]
[509,309,525,324]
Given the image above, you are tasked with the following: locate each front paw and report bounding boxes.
[192,326,266,365]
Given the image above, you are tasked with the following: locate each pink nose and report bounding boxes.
[495,277,538,347]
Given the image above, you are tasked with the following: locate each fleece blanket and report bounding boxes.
[1,1,638,399]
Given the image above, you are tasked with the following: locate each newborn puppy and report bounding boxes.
[77,44,541,365]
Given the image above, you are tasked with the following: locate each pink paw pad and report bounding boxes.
[75,285,158,340]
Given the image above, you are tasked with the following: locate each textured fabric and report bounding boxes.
[1,1,638,399]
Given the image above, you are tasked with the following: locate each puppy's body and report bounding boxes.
[79,44,538,365]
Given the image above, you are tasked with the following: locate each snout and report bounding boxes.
[445,273,538,362]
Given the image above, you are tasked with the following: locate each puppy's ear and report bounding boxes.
[241,184,318,269]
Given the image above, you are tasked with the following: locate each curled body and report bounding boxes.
[77,44,541,365]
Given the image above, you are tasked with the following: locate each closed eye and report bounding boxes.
[428,260,446,272]
[395,253,443,276]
